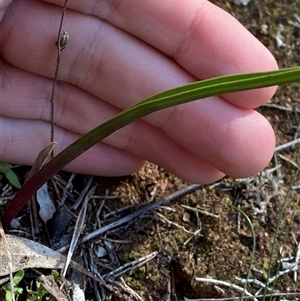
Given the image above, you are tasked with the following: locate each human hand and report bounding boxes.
[0,0,278,183]
[0,0,13,20]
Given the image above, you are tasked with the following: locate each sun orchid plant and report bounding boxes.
[1,66,300,230]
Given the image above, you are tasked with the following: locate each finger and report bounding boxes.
[155,98,276,178]
[2,62,224,183]
[0,116,146,176]
[0,0,13,20]
[1,0,275,178]
[0,0,13,8]
[43,0,278,108]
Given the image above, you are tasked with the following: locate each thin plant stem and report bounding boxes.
[49,0,69,143]
[263,167,300,301]
[226,203,257,301]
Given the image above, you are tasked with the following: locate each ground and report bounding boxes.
[0,0,299,300]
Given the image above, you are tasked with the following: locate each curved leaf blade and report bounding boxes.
[2,67,300,229]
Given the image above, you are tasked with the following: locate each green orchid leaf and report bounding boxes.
[2,66,300,229]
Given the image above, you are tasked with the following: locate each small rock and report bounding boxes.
[233,0,252,6]
[183,212,191,223]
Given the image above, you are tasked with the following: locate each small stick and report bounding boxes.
[104,251,158,279]
[195,278,258,301]
[274,137,300,152]
[56,184,202,253]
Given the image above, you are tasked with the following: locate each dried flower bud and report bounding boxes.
[58,31,69,50]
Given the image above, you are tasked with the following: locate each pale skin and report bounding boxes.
[1,0,278,184]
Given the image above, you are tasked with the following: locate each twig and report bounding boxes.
[62,184,96,277]
[293,241,300,282]
[181,204,219,218]
[119,277,144,301]
[105,251,158,280]
[262,103,293,111]
[276,153,299,169]
[71,176,93,210]
[183,228,202,245]
[86,246,105,301]
[236,277,274,293]
[274,137,300,152]
[59,173,76,206]
[154,211,195,234]
[56,184,201,252]
[195,278,258,301]
[183,292,300,301]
